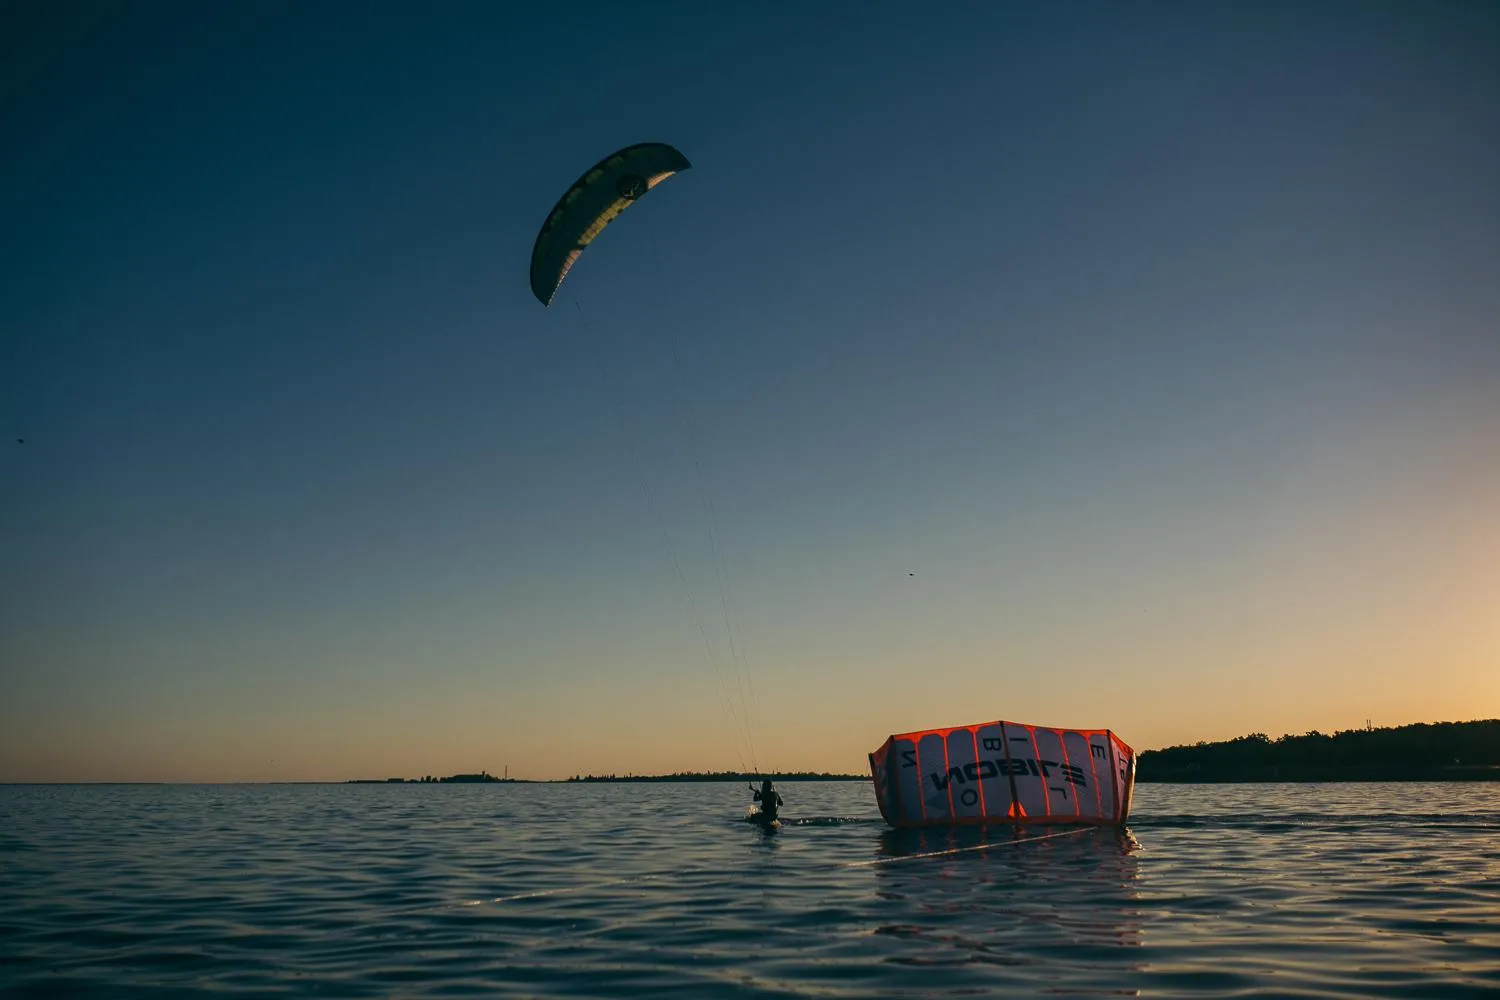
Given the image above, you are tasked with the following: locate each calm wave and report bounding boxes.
[2,782,1497,997]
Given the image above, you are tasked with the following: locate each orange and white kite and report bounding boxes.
[870,720,1136,828]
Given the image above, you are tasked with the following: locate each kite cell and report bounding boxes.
[869,720,1136,828]
[529,142,692,306]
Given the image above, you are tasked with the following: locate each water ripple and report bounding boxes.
[1,782,1497,997]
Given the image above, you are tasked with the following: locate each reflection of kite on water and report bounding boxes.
[870,720,1135,828]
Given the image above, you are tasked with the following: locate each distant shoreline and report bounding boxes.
[1137,720,1500,783]
[563,771,869,783]
[1138,766,1500,783]
[13,720,1497,786]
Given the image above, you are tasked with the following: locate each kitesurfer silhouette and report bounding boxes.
[750,778,782,824]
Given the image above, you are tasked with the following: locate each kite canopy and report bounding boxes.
[869,719,1136,828]
[529,141,692,306]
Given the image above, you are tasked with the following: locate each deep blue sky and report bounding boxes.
[3,2,1497,780]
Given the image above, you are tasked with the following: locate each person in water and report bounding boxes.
[751,778,782,823]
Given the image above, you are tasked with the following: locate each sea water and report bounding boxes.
[1,781,1496,997]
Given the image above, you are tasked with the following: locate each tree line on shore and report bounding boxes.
[1138,720,1500,781]
[346,769,867,784]
[564,770,868,783]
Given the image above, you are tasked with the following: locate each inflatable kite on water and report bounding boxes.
[870,720,1135,828]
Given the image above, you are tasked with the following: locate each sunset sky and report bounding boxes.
[2,1,1496,781]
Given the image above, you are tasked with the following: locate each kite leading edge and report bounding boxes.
[529,141,692,306]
